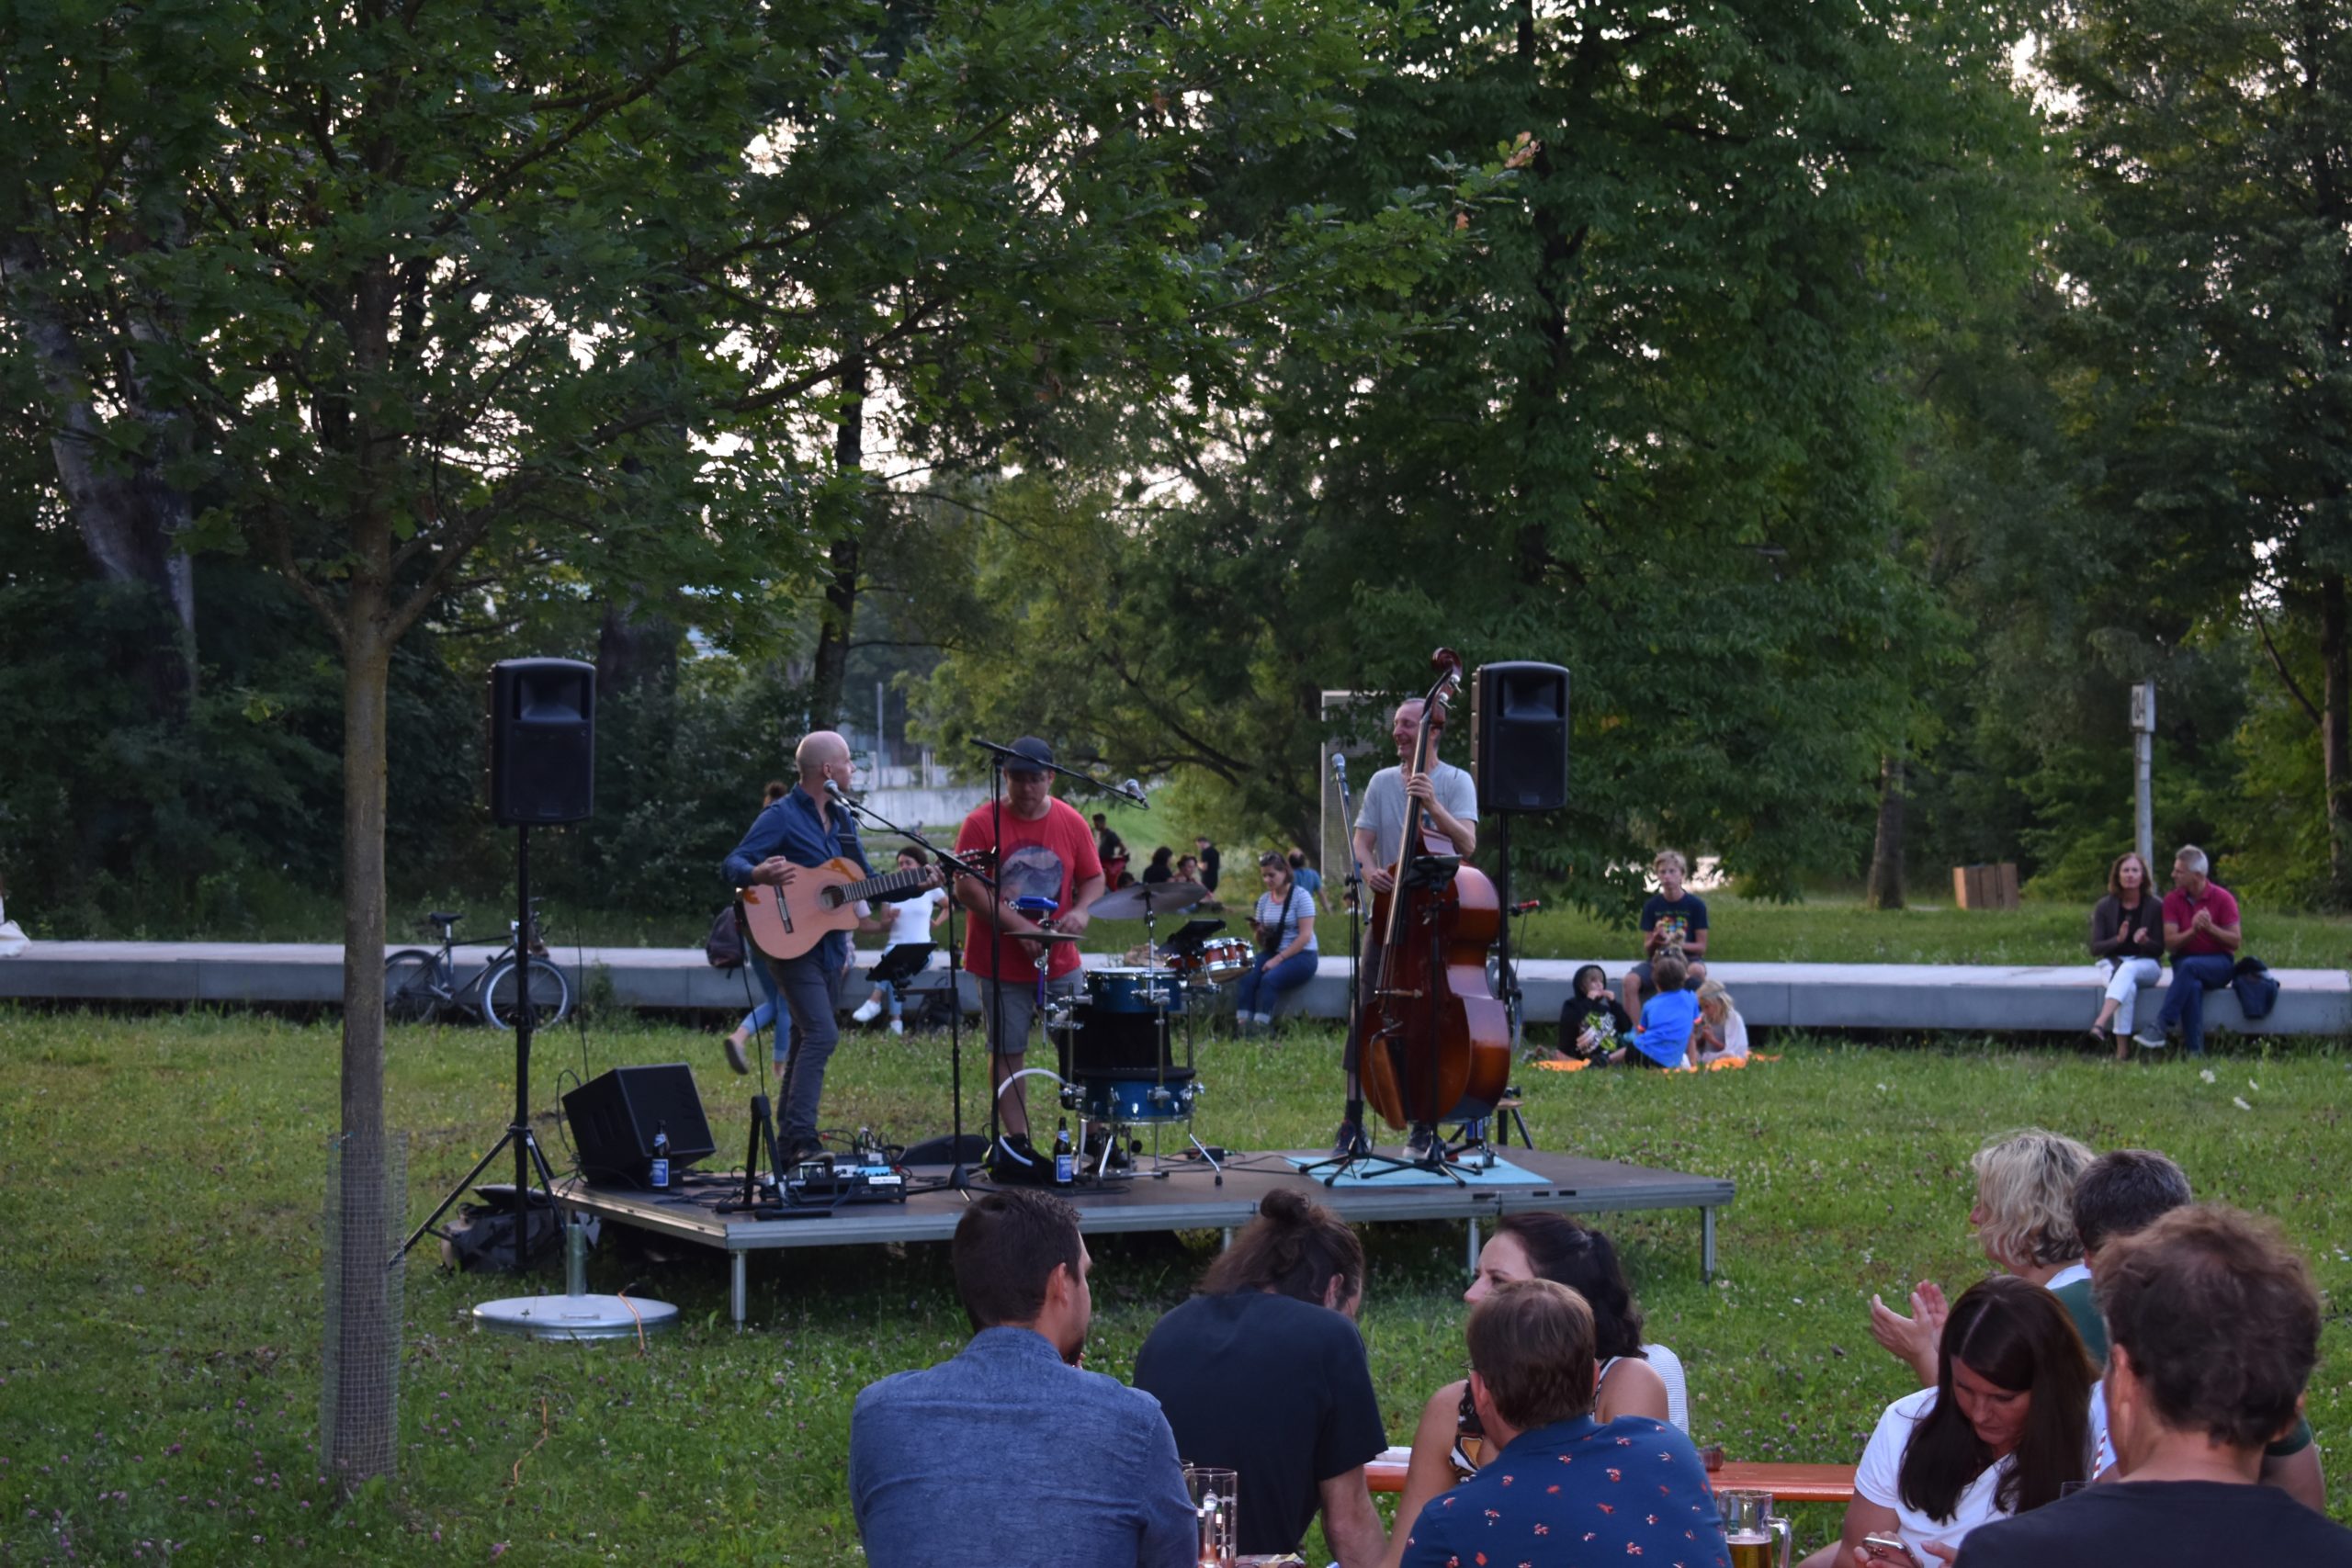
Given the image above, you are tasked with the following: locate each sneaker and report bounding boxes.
[888,1019,904,1036]
[1250,1012,1273,1028]
[722,1034,750,1075]
[1329,1120,1366,1161]
[988,1133,1046,1184]
[850,998,883,1024]
[1403,1123,1438,1163]
[2132,1030,2165,1049]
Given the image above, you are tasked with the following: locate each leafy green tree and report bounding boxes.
[914,0,2057,914]
[2044,0,2352,905]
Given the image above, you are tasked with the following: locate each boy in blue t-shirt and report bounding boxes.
[1608,953,1698,1068]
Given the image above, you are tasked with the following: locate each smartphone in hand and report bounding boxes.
[1860,1535,1919,1567]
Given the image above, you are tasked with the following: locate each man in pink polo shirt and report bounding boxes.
[2154,844,2241,1057]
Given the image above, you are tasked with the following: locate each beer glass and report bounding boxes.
[1717,1488,1791,1568]
[1183,1464,1238,1567]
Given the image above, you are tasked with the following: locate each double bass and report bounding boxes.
[1355,649,1511,1134]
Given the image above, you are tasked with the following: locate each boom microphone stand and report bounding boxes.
[822,786,995,1194]
[1297,753,1429,1185]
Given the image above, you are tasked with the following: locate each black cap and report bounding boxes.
[1007,736,1054,776]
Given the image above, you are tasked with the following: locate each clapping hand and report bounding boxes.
[1869,1280,1950,1384]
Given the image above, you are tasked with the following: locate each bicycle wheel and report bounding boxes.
[385,950,445,1022]
[482,957,571,1029]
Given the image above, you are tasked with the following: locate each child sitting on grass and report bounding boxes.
[1557,963,1633,1060]
[1606,953,1697,1069]
[1693,976,1749,1066]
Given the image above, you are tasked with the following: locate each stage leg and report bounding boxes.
[1465,1217,1479,1278]
[731,1253,748,1325]
[1702,1207,1717,1281]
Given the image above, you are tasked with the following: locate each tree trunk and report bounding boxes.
[808,349,868,732]
[594,592,680,700]
[2323,570,2351,908]
[1866,751,1906,910]
[4,235,198,723]
[329,604,396,1490]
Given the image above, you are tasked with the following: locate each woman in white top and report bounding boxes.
[1235,851,1317,1028]
[1381,1213,1688,1568]
[1806,1275,2094,1567]
[1693,976,1748,1064]
[1870,1128,2095,1386]
[846,848,948,1035]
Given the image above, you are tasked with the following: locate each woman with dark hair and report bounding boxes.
[1133,1189,1387,1566]
[1808,1275,2094,1568]
[1140,845,1174,885]
[1236,851,1318,1029]
[2086,850,2165,1057]
[1380,1213,1687,1568]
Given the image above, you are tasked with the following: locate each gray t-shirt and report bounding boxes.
[1354,759,1478,870]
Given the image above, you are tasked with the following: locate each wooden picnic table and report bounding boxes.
[1365,1450,1855,1505]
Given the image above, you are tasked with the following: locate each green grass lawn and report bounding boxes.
[2,1010,2346,1564]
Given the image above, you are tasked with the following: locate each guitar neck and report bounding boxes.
[834,865,933,906]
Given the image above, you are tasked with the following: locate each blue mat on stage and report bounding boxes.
[1281,1153,1547,1188]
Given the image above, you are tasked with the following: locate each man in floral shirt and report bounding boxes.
[1400,1280,1728,1568]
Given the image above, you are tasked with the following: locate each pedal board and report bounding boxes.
[785,1153,908,1204]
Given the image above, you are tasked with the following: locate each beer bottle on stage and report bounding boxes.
[650,1122,672,1190]
[1053,1119,1074,1186]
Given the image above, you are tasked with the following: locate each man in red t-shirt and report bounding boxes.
[2155,843,2242,1057]
[955,737,1105,1168]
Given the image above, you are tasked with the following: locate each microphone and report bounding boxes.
[1122,778,1148,810]
[823,778,861,807]
[1331,754,1349,782]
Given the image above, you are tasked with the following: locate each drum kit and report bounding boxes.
[1038,877,1248,1181]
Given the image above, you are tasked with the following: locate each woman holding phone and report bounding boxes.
[1235,850,1317,1029]
[1803,1276,2094,1567]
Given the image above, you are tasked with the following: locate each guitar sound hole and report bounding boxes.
[820,887,842,910]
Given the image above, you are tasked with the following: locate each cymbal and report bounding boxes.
[1020,930,1081,942]
[1086,880,1208,921]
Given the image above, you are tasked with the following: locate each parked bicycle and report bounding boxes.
[384,900,571,1028]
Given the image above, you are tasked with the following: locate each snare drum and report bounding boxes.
[1088,965,1184,1016]
[1170,937,1251,985]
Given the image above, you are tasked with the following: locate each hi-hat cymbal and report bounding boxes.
[1020,930,1081,942]
[1086,880,1208,921]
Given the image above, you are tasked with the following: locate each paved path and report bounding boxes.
[2,942,2344,1036]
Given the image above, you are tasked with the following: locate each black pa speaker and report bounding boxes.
[562,1064,716,1186]
[489,658,595,826]
[1473,661,1570,813]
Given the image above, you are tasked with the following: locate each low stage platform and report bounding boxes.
[554,1145,1736,1324]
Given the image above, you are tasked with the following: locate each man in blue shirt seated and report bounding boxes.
[1399,1278,1728,1568]
[850,1189,1198,1568]
[1605,952,1700,1068]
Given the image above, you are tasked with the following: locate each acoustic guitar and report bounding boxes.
[738,859,946,962]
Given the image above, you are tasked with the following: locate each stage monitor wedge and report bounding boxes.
[490,657,595,826]
[1473,661,1569,814]
[563,1064,716,1188]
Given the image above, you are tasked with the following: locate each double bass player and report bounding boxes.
[1335,694,1481,1162]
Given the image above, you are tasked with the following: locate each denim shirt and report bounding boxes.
[850,1326,1198,1568]
[721,784,870,969]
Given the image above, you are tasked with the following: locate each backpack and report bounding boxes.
[2231,956,2279,1021]
[705,902,746,970]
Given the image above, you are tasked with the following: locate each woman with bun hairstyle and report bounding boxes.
[1132,1189,1389,1567]
[1380,1213,1688,1568]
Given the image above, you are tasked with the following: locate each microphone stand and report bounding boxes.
[825,785,996,1195]
[1297,754,1422,1185]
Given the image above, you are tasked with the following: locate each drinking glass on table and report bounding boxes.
[1182,1464,1238,1567]
[1717,1488,1791,1568]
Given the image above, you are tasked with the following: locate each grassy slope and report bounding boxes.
[0,1010,2346,1564]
